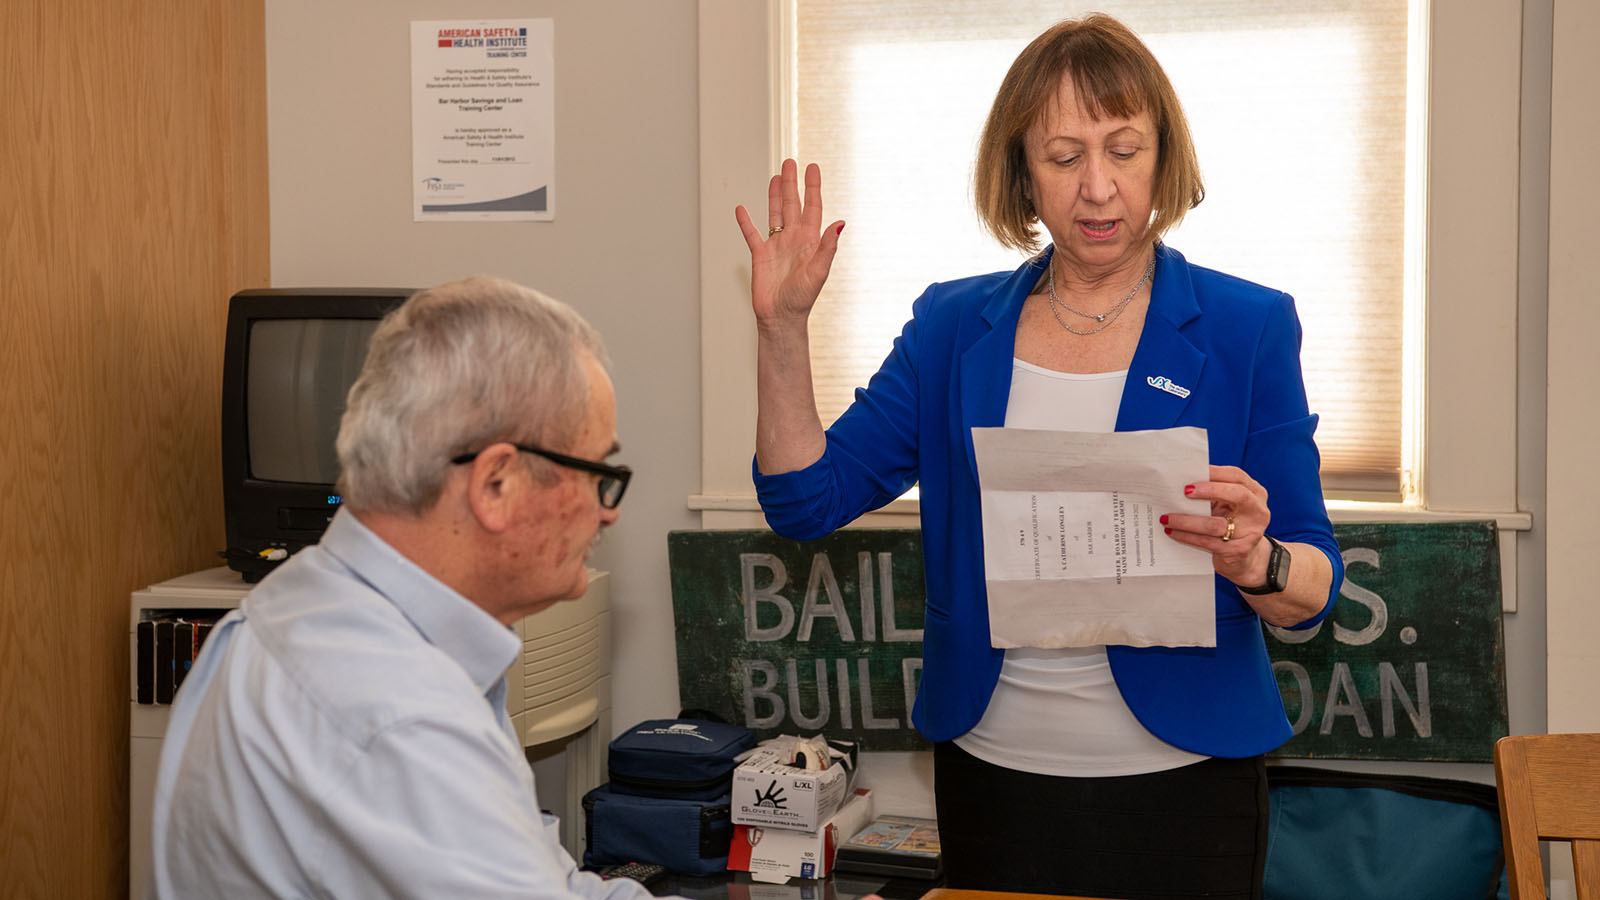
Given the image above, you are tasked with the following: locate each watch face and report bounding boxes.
[1267,538,1290,590]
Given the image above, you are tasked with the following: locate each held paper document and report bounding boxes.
[972,426,1216,648]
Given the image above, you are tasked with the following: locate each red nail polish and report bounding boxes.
[836,223,845,235]
[1159,514,1169,525]
[1184,485,1195,495]
[1164,527,1172,535]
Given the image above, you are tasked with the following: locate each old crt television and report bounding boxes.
[220,288,413,582]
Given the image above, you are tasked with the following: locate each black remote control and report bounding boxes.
[598,862,668,886]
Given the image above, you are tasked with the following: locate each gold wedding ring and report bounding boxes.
[768,225,784,236]
[1222,516,1236,542]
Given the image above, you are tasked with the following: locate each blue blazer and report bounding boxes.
[754,244,1344,757]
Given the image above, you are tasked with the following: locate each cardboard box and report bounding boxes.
[728,789,875,883]
[731,744,853,831]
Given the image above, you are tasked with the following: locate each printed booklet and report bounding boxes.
[833,814,942,880]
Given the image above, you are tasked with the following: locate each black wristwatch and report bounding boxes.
[1237,535,1291,595]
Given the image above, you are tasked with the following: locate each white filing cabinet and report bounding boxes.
[129,566,611,896]
[128,567,250,898]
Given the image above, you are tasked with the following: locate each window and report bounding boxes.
[696,0,1520,523]
[792,1,1414,500]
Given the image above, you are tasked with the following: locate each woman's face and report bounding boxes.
[1024,74,1159,275]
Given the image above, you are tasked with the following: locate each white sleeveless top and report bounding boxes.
[953,358,1207,777]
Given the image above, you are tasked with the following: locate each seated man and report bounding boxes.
[149,276,648,898]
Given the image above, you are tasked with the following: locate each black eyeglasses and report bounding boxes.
[451,443,632,509]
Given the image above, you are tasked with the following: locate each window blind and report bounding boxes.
[794,0,1411,498]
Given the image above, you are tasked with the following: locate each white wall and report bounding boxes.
[265,0,701,731]
[1543,2,1597,894]
[1546,0,1600,736]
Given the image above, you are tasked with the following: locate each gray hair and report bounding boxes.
[335,275,609,515]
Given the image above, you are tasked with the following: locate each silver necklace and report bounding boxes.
[1047,253,1155,336]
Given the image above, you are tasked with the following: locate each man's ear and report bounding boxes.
[463,443,524,533]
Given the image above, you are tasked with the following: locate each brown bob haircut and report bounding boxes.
[974,14,1204,254]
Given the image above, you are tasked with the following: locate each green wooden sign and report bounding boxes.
[667,522,1507,761]
[668,529,929,751]
[1266,521,1508,762]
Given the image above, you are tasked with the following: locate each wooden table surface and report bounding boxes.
[921,888,1119,900]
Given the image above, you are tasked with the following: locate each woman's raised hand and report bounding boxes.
[734,159,846,327]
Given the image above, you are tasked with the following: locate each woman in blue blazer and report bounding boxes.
[736,14,1343,900]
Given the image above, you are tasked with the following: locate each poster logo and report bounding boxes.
[435,26,528,50]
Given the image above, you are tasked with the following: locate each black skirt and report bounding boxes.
[933,741,1268,900]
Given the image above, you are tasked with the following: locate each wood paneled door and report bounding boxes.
[0,0,268,895]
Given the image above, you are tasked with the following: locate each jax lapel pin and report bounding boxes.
[1147,375,1192,399]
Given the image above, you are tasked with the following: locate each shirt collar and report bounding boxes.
[318,508,520,694]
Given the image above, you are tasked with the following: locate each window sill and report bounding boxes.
[690,492,1531,530]
[690,492,921,517]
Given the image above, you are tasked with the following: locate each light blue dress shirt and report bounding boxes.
[148,509,654,900]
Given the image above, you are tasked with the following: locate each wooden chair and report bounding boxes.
[1494,733,1600,899]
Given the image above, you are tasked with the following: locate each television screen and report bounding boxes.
[221,288,412,582]
[245,319,379,484]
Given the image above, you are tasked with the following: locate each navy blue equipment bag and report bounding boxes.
[605,718,755,801]
[581,717,754,875]
[1263,765,1509,900]
[581,783,734,876]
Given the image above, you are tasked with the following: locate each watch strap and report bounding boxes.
[1237,535,1290,595]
